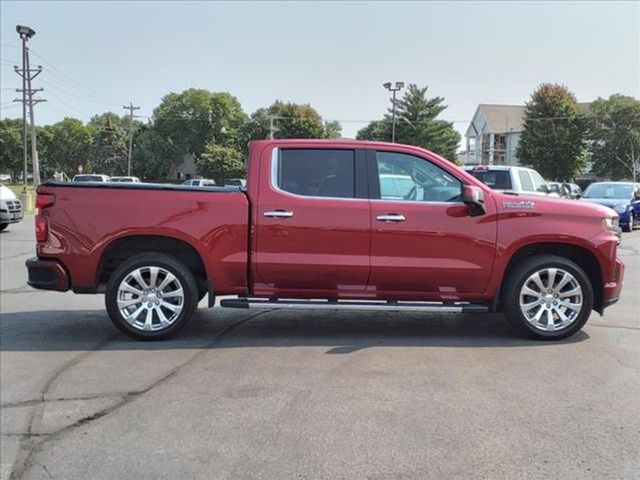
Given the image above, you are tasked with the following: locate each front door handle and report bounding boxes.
[264,210,294,218]
[376,214,406,222]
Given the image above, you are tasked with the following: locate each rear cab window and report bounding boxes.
[468,169,512,190]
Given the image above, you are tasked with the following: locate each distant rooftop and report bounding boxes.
[468,102,591,136]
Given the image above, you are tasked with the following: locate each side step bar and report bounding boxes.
[220,298,489,313]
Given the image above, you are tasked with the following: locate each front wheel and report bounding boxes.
[105,253,198,340]
[501,255,593,340]
[623,213,634,232]
[0,224,8,232]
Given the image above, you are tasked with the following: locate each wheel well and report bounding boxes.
[500,243,604,313]
[98,235,207,290]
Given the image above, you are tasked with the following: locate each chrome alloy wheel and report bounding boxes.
[519,268,583,332]
[116,266,184,332]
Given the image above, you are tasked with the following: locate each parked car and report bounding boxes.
[183,178,217,187]
[580,181,640,232]
[0,183,23,231]
[547,182,572,199]
[110,176,140,183]
[0,173,12,182]
[463,165,559,197]
[224,178,247,188]
[564,182,583,199]
[27,139,624,341]
[72,174,110,182]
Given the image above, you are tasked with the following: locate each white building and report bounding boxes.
[463,103,591,167]
[464,104,526,166]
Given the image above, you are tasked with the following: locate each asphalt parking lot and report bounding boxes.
[1,216,639,480]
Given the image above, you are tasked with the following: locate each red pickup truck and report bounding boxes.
[27,139,624,341]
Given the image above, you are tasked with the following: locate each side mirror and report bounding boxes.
[462,185,486,217]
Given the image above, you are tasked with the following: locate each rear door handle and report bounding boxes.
[376,214,406,222]
[264,210,294,218]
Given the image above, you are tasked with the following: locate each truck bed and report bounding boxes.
[35,181,250,295]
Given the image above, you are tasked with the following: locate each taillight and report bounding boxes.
[35,193,55,242]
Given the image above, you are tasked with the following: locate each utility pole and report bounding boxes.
[123,102,140,176]
[13,25,45,189]
[383,82,404,143]
[267,115,284,139]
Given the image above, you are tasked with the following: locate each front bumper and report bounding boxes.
[26,257,69,291]
[602,257,625,310]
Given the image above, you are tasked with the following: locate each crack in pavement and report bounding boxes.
[2,393,126,410]
[8,308,276,480]
[588,323,640,332]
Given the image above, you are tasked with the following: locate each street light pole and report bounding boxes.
[383,81,404,143]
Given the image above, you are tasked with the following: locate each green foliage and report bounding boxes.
[39,118,92,177]
[245,101,337,141]
[90,115,128,175]
[589,94,640,181]
[356,84,460,161]
[195,143,246,183]
[131,123,181,180]
[153,89,215,160]
[0,118,25,179]
[210,92,249,149]
[516,84,588,181]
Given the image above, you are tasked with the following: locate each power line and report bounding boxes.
[28,48,128,106]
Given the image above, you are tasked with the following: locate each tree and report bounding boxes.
[131,123,181,180]
[209,92,249,150]
[38,118,92,177]
[0,118,25,180]
[589,94,640,181]
[516,83,588,180]
[153,89,216,161]
[90,115,128,175]
[195,143,246,183]
[356,84,460,161]
[245,101,337,141]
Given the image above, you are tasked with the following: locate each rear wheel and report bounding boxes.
[105,253,198,340]
[502,255,593,340]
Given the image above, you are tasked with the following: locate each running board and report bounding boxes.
[220,298,489,313]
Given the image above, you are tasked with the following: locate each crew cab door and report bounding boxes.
[254,146,370,296]
[368,149,497,299]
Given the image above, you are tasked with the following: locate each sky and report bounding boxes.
[1,1,639,142]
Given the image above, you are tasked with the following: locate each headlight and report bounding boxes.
[603,217,619,231]
[613,204,627,214]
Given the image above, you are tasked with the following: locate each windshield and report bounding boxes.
[583,183,632,199]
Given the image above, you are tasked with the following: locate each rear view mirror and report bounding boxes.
[463,185,486,217]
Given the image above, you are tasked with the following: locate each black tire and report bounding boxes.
[501,255,593,340]
[105,253,198,340]
[0,223,8,232]
[623,213,634,232]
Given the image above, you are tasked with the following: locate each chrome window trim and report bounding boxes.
[270,147,368,202]
[270,147,465,206]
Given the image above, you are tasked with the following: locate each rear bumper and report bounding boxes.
[26,257,69,291]
[602,257,625,310]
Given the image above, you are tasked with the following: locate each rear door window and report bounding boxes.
[277,149,355,198]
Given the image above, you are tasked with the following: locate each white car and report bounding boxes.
[110,176,141,183]
[183,178,217,187]
[463,165,559,197]
[72,174,111,182]
[0,183,23,231]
